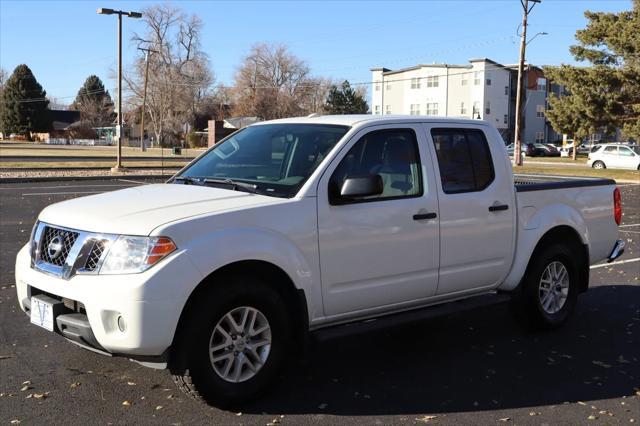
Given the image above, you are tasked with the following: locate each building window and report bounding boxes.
[536,104,545,118]
[485,71,492,86]
[535,131,544,143]
[503,114,508,124]
[410,104,420,115]
[472,101,480,118]
[374,105,381,115]
[385,105,391,115]
[536,77,547,91]
[474,71,481,85]
[461,74,468,86]
[426,103,438,115]
[374,82,380,91]
[504,86,509,96]
[411,78,421,89]
[426,76,439,88]
[485,101,491,115]
[460,102,467,115]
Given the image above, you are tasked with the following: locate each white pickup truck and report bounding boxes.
[16,115,624,407]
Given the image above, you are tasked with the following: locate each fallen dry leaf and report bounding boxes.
[127,381,136,386]
[498,418,511,422]
[33,393,45,399]
[10,420,20,425]
[70,382,81,388]
[155,405,163,411]
[416,415,438,423]
[122,400,131,406]
[588,415,597,420]
[592,360,612,369]
[20,386,31,392]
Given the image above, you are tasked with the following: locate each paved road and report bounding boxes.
[1,179,639,425]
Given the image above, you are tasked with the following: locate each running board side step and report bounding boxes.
[312,293,511,342]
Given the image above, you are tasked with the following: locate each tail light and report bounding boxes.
[613,187,622,225]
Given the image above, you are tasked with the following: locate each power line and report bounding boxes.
[1,60,555,105]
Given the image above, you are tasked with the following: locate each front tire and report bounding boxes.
[511,244,579,329]
[592,160,606,169]
[171,277,292,407]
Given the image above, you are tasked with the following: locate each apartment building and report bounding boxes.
[371,58,561,145]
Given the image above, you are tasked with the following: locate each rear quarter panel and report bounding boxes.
[500,183,618,291]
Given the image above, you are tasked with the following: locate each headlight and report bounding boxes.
[100,236,176,274]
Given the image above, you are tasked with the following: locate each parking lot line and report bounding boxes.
[0,184,138,191]
[118,178,153,184]
[21,191,104,196]
[590,257,640,269]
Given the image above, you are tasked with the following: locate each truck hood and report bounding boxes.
[38,183,281,235]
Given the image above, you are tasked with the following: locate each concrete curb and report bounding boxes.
[0,174,171,184]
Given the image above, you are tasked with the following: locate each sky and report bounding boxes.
[0,0,632,105]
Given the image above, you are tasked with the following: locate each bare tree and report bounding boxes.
[232,43,329,120]
[124,5,214,146]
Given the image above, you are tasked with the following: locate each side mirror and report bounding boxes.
[331,175,383,204]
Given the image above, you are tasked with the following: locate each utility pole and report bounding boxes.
[138,47,157,152]
[97,8,142,172]
[513,0,541,166]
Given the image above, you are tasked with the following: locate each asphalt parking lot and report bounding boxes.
[1,178,639,425]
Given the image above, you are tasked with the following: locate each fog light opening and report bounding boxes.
[117,315,126,332]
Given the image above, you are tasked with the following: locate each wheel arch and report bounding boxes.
[169,259,309,369]
[500,224,590,293]
[521,225,589,293]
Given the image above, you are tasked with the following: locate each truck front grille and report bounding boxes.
[40,226,80,266]
[30,222,117,279]
[84,240,107,271]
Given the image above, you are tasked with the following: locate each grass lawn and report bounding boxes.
[514,165,639,183]
[523,156,588,164]
[0,161,187,169]
[0,143,205,158]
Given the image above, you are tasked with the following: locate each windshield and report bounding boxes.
[177,123,349,197]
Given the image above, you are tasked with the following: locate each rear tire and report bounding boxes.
[592,161,606,169]
[511,244,579,330]
[170,276,292,408]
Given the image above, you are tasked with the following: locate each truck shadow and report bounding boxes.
[245,285,639,416]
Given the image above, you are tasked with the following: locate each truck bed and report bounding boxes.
[514,174,616,192]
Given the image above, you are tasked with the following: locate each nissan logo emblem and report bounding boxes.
[47,235,64,259]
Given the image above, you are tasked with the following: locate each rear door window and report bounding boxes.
[430,128,495,194]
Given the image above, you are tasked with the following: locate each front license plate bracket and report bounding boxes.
[30,294,65,332]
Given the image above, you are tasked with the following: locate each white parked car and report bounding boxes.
[587,143,640,170]
[16,115,624,407]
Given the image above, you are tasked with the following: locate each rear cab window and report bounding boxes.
[430,128,495,194]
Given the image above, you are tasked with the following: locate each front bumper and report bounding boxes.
[607,239,625,263]
[15,243,203,362]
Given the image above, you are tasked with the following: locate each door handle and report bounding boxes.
[489,204,509,212]
[413,212,437,220]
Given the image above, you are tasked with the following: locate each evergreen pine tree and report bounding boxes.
[0,64,50,138]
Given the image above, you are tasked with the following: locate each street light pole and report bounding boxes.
[97,8,142,172]
[138,48,157,152]
[116,11,123,170]
[513,0,541,167]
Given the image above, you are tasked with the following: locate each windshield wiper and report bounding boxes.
[173,176,203,185]
[202,178,260,194]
